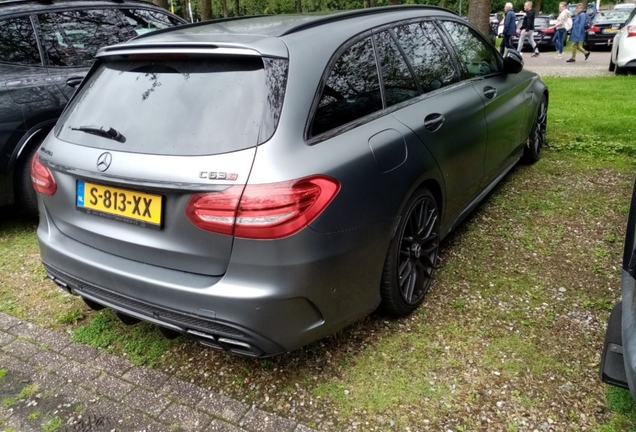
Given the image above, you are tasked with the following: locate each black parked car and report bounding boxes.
[0,0,184,216]
[584,9,631,50]
[601,178,636,399]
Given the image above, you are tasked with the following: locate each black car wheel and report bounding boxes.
[380,188,440,316]
[16,135,44,218]
[523,95,547,164]
[609,57,616,72]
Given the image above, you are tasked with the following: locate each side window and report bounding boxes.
[117,9,183,36]
[440,20,501,79]
[311,37,382,137]
[392,22,459,93]
[38,9,131,67]
[0,17,41,66]
[373,30,419,107]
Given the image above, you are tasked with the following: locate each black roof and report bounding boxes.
[0,0,169,16]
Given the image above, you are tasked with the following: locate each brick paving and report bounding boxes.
[0,312,314,432]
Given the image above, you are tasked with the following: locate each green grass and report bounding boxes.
[543,77,636,158]
[27,411,40,421]
[73,310,171,366]
[42,417,62,432]
[0,369,7,379]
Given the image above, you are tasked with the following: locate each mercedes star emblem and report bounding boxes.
[96,152,112,172]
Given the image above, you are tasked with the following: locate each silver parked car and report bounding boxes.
[36,6,549,357]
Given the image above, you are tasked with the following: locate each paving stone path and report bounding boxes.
[0,312,314,432]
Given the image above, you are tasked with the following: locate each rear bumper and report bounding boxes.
[37,202,391,356]
[585,34,617,47]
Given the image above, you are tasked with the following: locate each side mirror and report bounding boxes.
[503,49,524,74]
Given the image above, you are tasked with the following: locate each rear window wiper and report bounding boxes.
[71,125,126,143]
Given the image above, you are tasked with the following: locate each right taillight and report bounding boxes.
[627,25,636,37]
[588,26,601,33]
[31,154,57,196]
[185,175,340,240]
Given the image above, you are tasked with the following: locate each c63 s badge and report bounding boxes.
[199,171,238,181]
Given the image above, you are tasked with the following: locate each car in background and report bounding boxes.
[0,0,185,217]
[34,6,548,357]
[614,3,636,11]
[609,6,636,73]
[600,177,636,400]
[511,14,560,51]
[568,2,597,18]
[585,9,631,50]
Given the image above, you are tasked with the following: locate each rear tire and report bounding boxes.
[16,135,44,219]
[609,57,616,72]
[379,188,440,317]
[523,95,547,164]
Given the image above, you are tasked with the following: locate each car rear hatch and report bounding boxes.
[37,42,288,276]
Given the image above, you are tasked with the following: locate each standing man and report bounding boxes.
[517,1,540,57]
[500,2,517,56]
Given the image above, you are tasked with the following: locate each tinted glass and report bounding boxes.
[117,8,183,36]
[593,10,631,23]
[0,17,41,65]
[373,31,419,107]
[393,22,459,93]
[38,10,131,67]
[312,37,382,137]
[441,21,501,79]
[57,57,269,156]
[534,17,551,28]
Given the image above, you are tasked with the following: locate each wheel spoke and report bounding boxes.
[399,260,411,285]
[404,268,417,303]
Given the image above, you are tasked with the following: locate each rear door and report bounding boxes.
[39,54,286,276]
[440,19,528,181]
[387,21,488,220]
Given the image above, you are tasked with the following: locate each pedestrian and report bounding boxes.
[567,3,590,62]
[500,2,517,56]
[548,2,571,59]
[517,1,540,57]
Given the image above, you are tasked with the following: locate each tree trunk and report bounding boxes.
[533,0,542,14]
[581,0,588,12]
[152,0,169,9]
[220,0,228,17]
[296,0,302,13]
[200,0,212,20]
[468,0,491,38]
[234,0,240,16]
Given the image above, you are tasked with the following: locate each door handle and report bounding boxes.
[424,113,445,132]
[66,76,84,88]
[484,86,497,99]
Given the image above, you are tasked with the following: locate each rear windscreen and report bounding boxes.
[56,57,271,156]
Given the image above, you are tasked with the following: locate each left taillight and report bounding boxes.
[31,155,57,196]
[185,175,340,240]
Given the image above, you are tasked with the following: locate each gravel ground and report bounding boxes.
[522,50,613,77]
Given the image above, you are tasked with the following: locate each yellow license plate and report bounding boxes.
[603,29,619,33]
[76,181,163,228]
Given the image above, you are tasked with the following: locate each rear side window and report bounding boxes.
[117,8,183,36]
[38,9,131,67]
[0,17,41,65]
[441,20,501,79]
[373,30,419,107]
[57,56,286,156]
[392,22,459,93]
[311,37,382,137]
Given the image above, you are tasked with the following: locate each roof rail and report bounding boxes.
[280,5,457,36]
[132,14,272,40]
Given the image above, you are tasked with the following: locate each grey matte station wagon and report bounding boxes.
[35,6,549,357]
